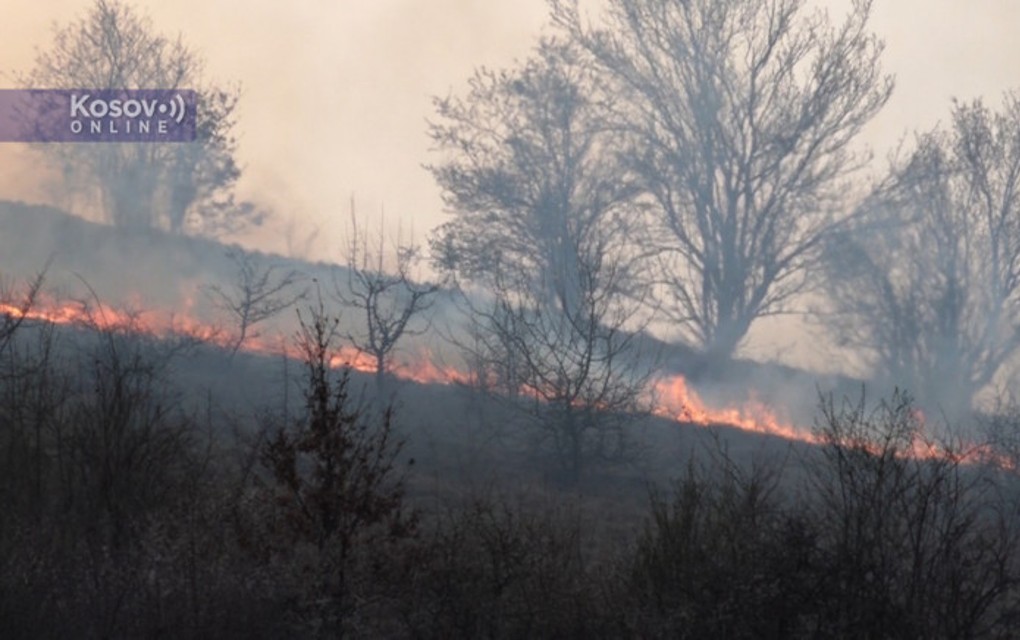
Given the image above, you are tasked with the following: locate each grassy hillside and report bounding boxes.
[6,203,1017,638]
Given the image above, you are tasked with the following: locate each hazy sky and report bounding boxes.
[2,0,550,256]
[2,0,1019,261]
[2,0,1019,371]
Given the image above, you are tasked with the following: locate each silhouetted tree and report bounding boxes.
[395,495,607,638]
[554,0,893,360]
[0,271,45,358]
[429,38,651,482]
[631,456,815,638]
[630,392,1020,638]
[204,247,306,355]
[335,204,439,389]
[807,391,1020,638]
[826,92,1020,416]
[428,38,642,314]
[60,310,197,552]
[259,298,416,635]
[455,229,652,483]
[22,0,252,235]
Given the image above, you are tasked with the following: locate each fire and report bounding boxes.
[328,347,381,373]
[1,295,221,342]
[390,348,474,386]
[651,375,816,444]
[2,296,131,330]
[3,293,1016,471]
[903,411,1017,470]
[0,295,476,387]
[0,293,818,440]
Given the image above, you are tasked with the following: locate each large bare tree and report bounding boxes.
[22,0,250,235]
[428,39,652,480]
[826,93,1020,416]
[428,38,642,315]
[553,0,893,360]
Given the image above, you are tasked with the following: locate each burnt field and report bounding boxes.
[4,202,1020,638]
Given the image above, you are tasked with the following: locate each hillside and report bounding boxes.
[0,199,866,428]
[4,202,1019,639]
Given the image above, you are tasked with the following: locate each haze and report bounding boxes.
[1,0,1018,371]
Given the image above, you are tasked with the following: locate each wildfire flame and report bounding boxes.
[1,294,1015,470]
[0,295,477,387]
[651,376,815,444]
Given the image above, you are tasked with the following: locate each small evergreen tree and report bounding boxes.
[260,299,416,637]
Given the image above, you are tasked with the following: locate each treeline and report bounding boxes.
[429,0,1020,422]
[2,291,1020,639]
[21,0,1020,424]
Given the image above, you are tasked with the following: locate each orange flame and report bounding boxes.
[901,410,1017,470]
[390,347,474,386]
[651,375,817,444]
[3,294,1017,471]
[0,296,473,386]
[0,295,224,341]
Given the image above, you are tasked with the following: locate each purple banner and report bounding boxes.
[0,89,196,142]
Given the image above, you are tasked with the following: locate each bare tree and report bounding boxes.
[428,39,653,481]
[0,271,45,358]
[459,232,652,483]
[631,390,1020,638]
[22,0,251,235]
[428,38,642,315]
[335,204,440,388]
[825,93,1020,416]
[807,391,1020,638]
[553,0,893,360]
[204,247,306,355]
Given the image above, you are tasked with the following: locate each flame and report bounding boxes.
[3,294,1017,471]
[0,295,220,339]
[328,346,381,373]
[0,295,473,386]
[903,411,1017,470]
[391,347,474,386]
[651,375,817,444]
[0,294,817,440]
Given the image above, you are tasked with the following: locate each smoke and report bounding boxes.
[4,1,1020,446]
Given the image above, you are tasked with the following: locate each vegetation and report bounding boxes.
[22,0,250,235]
[2,287,1020,638]
[825,93,1020,415]
[203,247,307,355]
[554,0,891,359]
[6,0,1020,637]
[335,204,440,389]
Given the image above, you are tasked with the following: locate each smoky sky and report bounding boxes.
[3,0,1019,257]
[1,0,549,256]
[2,0,1017,374]
[3,0,1019,260]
